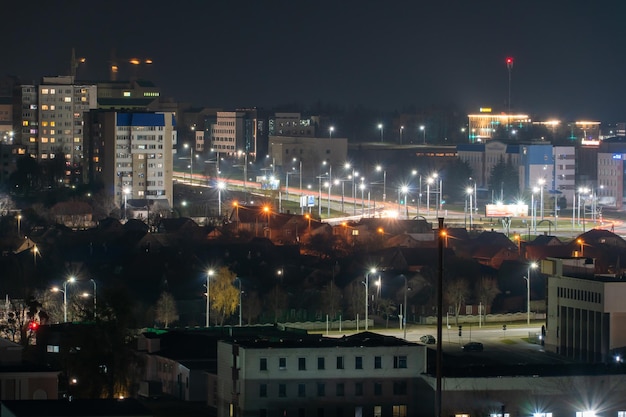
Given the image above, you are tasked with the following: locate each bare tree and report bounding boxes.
[444,278,470,326]
[344,279,366,321]
[476,276,500,314]
[320,281,342,320]
[155,291,178,328]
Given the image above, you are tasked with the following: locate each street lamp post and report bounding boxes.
[206,269,214,327]
[52,277,76,323]
[17,214,21,237]
[399,126,404,145]
[420,125,426,144]
[378,124,384,143]
[365,268,376,331]
[466,187,474,230]
[538,178,546,220]
[525,262,538,325]
[329,126,334,138]
[184,143,194,185]
[235,277,242,327]
[217,181,225,217]
[401,185,409,219]
[90,279,97,319]
[402,274,408,340]
[376,165,386,203]
[123,187,130,221]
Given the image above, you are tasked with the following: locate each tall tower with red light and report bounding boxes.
[506,57,514,116]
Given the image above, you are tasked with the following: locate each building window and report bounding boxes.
[393,381,407,395]
[259,384,267,397]
[260,358,267,371]
[374,356,382,369]
[355,356,363,369]
[355,382,363,396]
[374,405,382,417]
[336,356,344,369]
[393,355,407,369]
[279,357,286,369]
[374,382,382,395]
[298,383,306,397]
[317,357,325,370]
[336,383,345,396]
[279,384,286,397]
[317,382,325,397]
[392,405,407,417]
[299,357,306,370]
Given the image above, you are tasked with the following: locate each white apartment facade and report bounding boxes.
[216,334,426,417]
[89,111,177,209]
[212,111,245,155]
[38,76,97,180]
[544,257,626,363]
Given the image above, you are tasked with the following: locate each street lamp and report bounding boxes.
[401,274,408,340]
[235,277,242,327]
[524,262,538,325]
[329,126,335,138]
[52,277,76,322]
[365,268,376,331]
[399,126,404,145]
[466,187,474,229]
[420,125,426,144]
[206,269,214,327]
[263,206,271,239]
[233,202,240,231]
[378,124,384,143]
[217,181,225,217]
[400,185,409,219]
[123,187,130,221]
[16,214,21,237]
[538,178,546,220]
[577,238,584,256]
[184,143,194,185]
[376,165,386,203]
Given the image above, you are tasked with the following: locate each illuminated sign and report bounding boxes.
[485,204,528,218]
[301,195,315,207]
[479,107,492,113]
[613,154,622,160]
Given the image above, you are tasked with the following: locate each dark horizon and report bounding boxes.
[4,1,626,121]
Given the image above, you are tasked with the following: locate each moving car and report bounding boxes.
[462,342,484,351]
[420,335,436,344]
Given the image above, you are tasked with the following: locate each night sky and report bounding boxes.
[4,1,626,121]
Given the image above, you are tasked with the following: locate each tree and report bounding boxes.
[476,277,500,314]
[489,156,519,202]
[242,290,262,325]
[443,158,473,203]
[320,281,342,320]
[344,279,365,320]
[210,267,240,326]
[154,291,178,328]
[444,278,470,326]
[377,298,397,328]
[0,295,48,346]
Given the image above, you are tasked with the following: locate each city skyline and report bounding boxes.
[4,1,626,120]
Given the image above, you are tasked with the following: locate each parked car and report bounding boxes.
[420,335,436,344]
[462,342,484,352]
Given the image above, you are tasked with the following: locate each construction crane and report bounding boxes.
[109,48,153,81]
[70,47,86,78]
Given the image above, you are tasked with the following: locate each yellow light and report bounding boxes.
[479,107,492,113]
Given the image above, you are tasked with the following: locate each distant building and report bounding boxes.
[85,110,177,209]
[467,110,531,143]
[268,136,348,178]
[544,257,626,362]
[270,112,317,137]
[216,332,425,417]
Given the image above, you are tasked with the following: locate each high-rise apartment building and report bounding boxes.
[38,76,98,183]
[85,110,177,209]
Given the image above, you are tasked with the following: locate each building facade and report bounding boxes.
[544,257,626,363]
[216,333,426,417]
[86,110,177,209]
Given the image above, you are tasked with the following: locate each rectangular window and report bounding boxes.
[394,355,407,369]
[260,358,267,371]
[317,357,325,370]
[374,405,382,417]
[336,356,344,369]
[317,382,325,397]
[336,383,345,396]
[355,356,363,369]
[259,384,267,397]
[392,405,407,417]
[393,381,407,395]
[298,383,306,397]
[298,357,306,370]
[355,382,363,396]
[279,357,286,370]
[279,383,286,397]
[374,356,382,369]
[374,382,382,395]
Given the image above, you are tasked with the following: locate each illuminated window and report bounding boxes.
[41,138,48,143]
[29,137,36,142]
[42,121,48,127]
[22,120,29,126]
[74,137,81,143]
[46,345,59,353]
[374,406,382,417]
[41,105,49,111]
[41,89,49,94]
[50,138,55,143]
[64,97,71,102]
[50,89,55,94]
[123,91,131,97]
[392,405,407,417]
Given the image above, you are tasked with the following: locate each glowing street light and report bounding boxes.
[524,262,538,325]
[217,181,225,217]
[52,277,76,322]
[123,187,130,221]
[365,268,377,331]
[420,125,426,144]
[538,178,546,220]
[206,269,214,327]
[399,125,404,145]
[329,126,335,138]
[376,165,386,203]
[378,123,384,142]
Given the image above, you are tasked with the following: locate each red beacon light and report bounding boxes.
[28,321,39,331]
[506,57,514,67]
